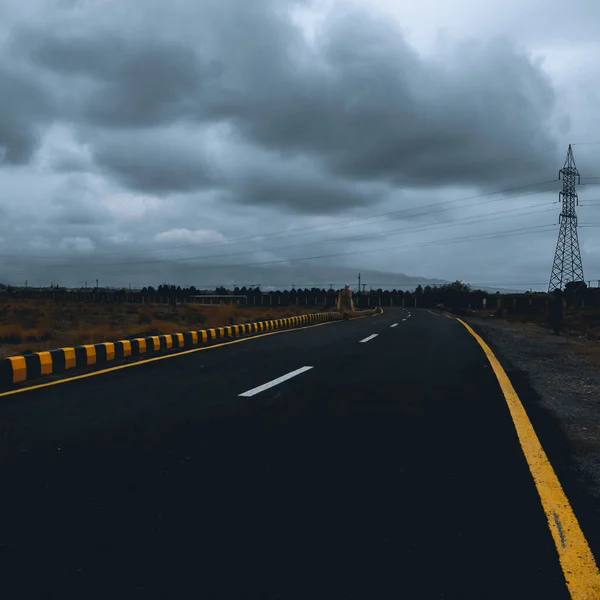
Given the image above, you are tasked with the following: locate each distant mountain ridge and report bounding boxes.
[0,265,535,294]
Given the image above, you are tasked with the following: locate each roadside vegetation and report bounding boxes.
[469,305,600,342]
[0,299,324,358]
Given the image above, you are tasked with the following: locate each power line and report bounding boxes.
[7,222,556,281]
[5,207,560,281]
[12,202,558,270]
[61,223,559,279]
[469,281,549,286]
[137,203,556,264]
[0,179,560,260]
[4,189,560,268]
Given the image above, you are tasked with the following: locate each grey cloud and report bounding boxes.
[15,29,125,79]
[82,44,212,129]
[51,152,93,173]
[0,64,57,164]
[468,0,600,46]
[16,28,213,129]
[380,0,600,52]
[50,199,113,227]
[236,12,556,189]
[90,128,218,193]
[235,176,384,214]
[218,13,560,189]
[0,253,449,291]
[1,0,598,292]
[45,174,115,227]
[224,151,389,214]
[7,0,563,202]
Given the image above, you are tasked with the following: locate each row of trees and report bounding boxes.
[5,280,596,309]
[138,281,476,297]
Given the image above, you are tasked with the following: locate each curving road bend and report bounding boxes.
[0,308,596,598]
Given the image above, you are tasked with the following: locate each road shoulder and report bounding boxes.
[465,315,600,562]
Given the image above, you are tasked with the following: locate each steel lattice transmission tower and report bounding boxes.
[548,144,584,293]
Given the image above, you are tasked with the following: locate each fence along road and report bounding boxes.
[0,308,598,598]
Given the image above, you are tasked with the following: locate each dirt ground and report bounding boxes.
[464,312,600,501]
[0,298,324,359]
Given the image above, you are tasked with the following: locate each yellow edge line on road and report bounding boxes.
[455,317,600,599]
[0,310,383,398]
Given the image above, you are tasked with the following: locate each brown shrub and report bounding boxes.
[138,312,152,325]
[0,298,321,356]
[0,325,23,344]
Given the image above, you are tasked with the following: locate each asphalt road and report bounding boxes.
[0,308,595,598]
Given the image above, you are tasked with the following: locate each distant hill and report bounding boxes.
[206,265,451,291]
[468,284,540,294]
[193,265,529,294]
[0,269,536,294]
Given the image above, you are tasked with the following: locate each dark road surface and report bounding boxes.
[0,308,596,598]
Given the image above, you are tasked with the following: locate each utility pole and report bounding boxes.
[548,144,584,292]
[96,278,99,291]
[358,273,361,294]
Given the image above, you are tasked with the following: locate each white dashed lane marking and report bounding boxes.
[239,366,314,397]
[359,334,379,343]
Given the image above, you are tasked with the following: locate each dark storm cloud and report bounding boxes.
[185,4,560,190]
[230,175,376,214]
[215,15,559,188]
[0,63,57,164]
[4,0,563,209]
[15,28,214,129]
[90,129,218,194]
[50,152,92,173]
[49,178,114,226]
[223,151,389,214]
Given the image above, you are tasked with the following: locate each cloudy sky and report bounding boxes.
[1,0,600,292]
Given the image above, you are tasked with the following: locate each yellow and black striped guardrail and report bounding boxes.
[0,311,352,389]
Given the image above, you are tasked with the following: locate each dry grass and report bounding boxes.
[471,305,600,339]
[0,298,323,358]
